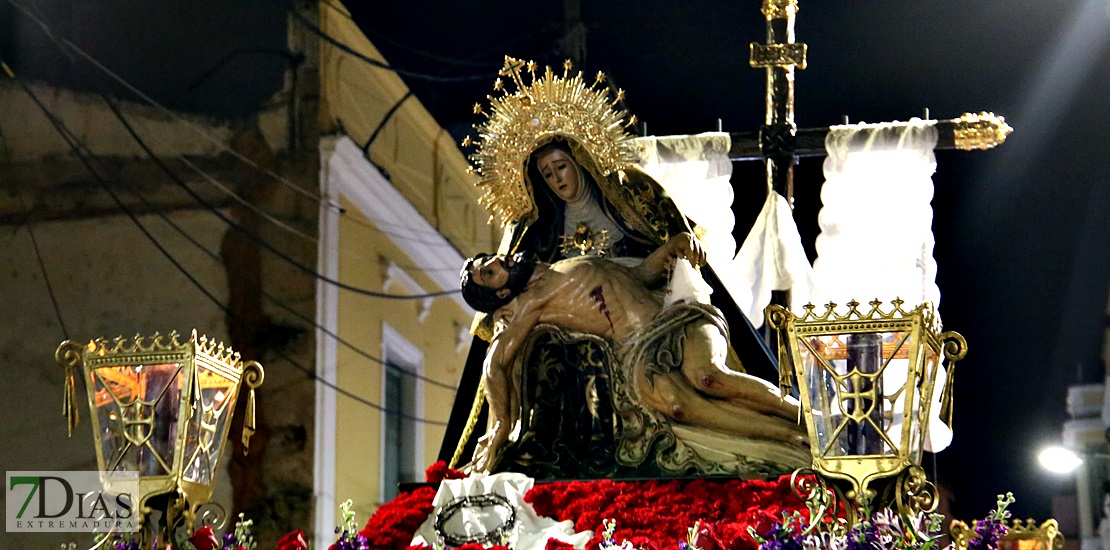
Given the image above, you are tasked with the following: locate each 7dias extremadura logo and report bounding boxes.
[6,471,138,533]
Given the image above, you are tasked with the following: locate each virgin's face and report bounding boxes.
[535,149,581,202]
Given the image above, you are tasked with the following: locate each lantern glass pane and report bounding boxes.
[90,363,184,476]
[801,330,913,457]
[182,363,237,485]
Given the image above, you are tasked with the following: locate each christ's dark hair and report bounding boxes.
[460,254,511,313]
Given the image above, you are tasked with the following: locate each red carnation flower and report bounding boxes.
[359,486,437,550]
[276,529,308,550]
[424,460,467,483]
[187,526,219,550]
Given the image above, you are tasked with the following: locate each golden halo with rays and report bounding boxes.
[465,56,641,227]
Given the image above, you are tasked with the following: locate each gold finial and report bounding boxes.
[761,0,798,20]
[625,115,638,128]
[595,71,606,84]
[500,56,528,92]
[473,103,484,115]
[953,112,1013,150]
[563,59,573,76]
[493,77,503,91]
[461,135,472,148]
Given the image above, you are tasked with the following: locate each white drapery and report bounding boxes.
[633,122,942,327]
[812,118,940,313]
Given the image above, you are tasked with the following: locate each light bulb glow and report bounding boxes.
[1038,446,1084,474]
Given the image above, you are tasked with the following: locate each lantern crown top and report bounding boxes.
[84,330,243,368]
[195,331,242,367]
[86,330,190,356]
[781,299,941,333]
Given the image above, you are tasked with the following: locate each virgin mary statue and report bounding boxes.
[440,57,793,479]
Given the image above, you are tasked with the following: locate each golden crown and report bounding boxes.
[465,57,641,226]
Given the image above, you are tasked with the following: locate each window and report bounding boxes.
[380,324,424,503]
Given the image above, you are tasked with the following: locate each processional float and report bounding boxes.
[444,0,1028,542]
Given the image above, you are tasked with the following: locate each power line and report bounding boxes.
[108,157,459,392]
[5,64,448,426]
[8,0,500,279]
[128,116,474,253]
[20,195,70,340]
[280,1,491,84]
[5,0,333,207]
[6,0,507,255]
[8,0,496,263]
[103,94,461,301]
[316,0,499,69]
[104,156,460,391]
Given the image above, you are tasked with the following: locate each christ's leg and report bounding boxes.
[680,320,799,421]
[634,368,807,448]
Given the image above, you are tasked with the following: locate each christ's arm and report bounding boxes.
[637,232,707,287]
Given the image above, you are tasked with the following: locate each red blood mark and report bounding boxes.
[701,375,717,389]
[589,285,615,333]
[671,406,685,420]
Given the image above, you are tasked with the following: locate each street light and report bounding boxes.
[1038,445,1086,474]
[55,330,264,545]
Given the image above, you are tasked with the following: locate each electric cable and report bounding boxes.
[103,94,461,301]
[132,126,468,252]
[362,90,413,154]
[20,195,70,340]
[281,4,491,83]
[5,0,335,207]
[101,151,459,391]
[186,48,304,92]
[6,65,447,425]
[7,0,503,260]
[9,0,501,277]
[317,0,499,69]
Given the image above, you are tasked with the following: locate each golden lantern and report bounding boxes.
[54,330,263,542]
[766,299,966,517]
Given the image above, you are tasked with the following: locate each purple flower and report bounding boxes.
[220,531,241,550]
[109,533,139,550]
[330,529,370,550]
[968,518,1007,550]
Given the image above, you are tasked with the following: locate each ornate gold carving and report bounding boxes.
[559,222,610,256]
[55,340,83,436]
[761,0,798,20]
[750,43,808,70]
[86,330,187,356]
[469,57,640,226]
[240,361,264,453]
[953,112,1013,150]
[950,518,1063,550]
[788,299,941,333]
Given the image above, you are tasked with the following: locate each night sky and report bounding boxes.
[5,0,1110,522]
